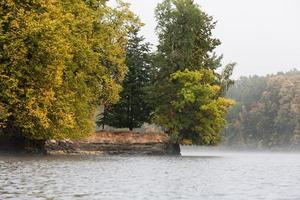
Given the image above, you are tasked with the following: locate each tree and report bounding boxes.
[152,0,235,145]
[0,0,137,140]
[223,70,300,149]
[98,27,154,130]
[154,69,234,144]
[218,63,236,95]
[155,0,222,73]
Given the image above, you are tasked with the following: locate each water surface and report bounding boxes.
[1,147,300,200]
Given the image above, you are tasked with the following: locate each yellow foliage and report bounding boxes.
[0,0,138,140]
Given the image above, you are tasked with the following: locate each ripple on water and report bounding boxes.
[1,151,300,200]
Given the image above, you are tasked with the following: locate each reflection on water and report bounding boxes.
[1,147,300,200]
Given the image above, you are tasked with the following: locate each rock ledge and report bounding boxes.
[45,131,180,155]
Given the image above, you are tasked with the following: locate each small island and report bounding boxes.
[1,1,300,200]
[0,0,234,155]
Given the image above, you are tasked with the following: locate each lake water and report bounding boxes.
[1,146,300,200]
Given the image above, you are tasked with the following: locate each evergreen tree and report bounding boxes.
[98,27,154,130]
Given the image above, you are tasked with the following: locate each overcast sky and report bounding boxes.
[124,0,300,78]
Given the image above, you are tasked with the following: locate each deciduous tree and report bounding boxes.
[0,0,137,140]
[153,0,235,144]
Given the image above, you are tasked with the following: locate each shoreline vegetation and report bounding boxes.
[223,70,300,149]
[0,0,235,155]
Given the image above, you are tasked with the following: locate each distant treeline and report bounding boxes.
[223,70,300,149]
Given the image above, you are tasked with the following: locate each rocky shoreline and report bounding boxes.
[44,131,180,156]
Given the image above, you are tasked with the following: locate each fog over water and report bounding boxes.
[1,147,300,200]
[1,1,300,199]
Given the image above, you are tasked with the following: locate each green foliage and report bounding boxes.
[98,27,154,130]
[152,0,234,144]
[0,0,137,140]
[0,0,234,145]
[154,69,234,144]
[224,69,300,148]
[218,63,236,95]
[155,0,222,73]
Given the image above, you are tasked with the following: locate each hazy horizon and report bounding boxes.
[125,0,300,79]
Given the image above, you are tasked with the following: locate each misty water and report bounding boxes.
[1,147,300,200]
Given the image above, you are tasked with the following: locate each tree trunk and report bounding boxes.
[166,143,181,155]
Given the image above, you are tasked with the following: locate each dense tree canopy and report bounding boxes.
[0,0,234,146]
[154,69,234,144]
[223,70,300,149]
[0,0,137,140]
[152,0,234,144]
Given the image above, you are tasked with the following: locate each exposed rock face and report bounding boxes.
[45,131,180,155]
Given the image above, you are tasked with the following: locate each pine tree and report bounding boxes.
[98,27,154,130]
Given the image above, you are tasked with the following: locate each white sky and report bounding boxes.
[124,0,300,78]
